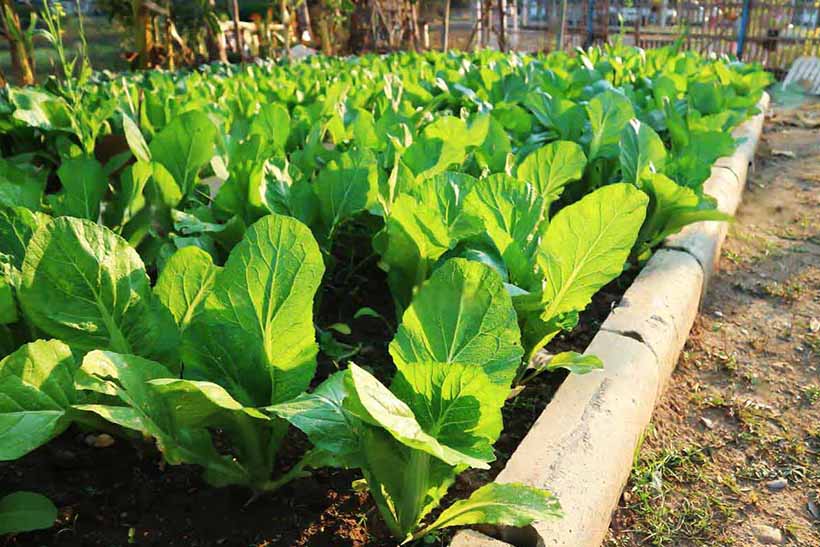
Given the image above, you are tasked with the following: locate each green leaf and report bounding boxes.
[47,156,108,220]
[8,88,71,131]
[313,148,379,239]
[520,184,647,357]
[249,103,291,152]
[473,116,511,173]
[345,107,381,150]
[544,351,603,374]
[107,161,152,228]
[0,279,17,324]
[415,482,562,538]
[182,214,324,407]
[689,81,725,116]
[154,246,220,333]
[537,183,648,318]
[638,173,731,249]
[267,371,363,467]
[390,258,523,387]
[525,93,586,141]
[390,361,507,461]
[0,491,58,535]
[75,350,249,487]
[0,158,46,211]
[345,364,490,469]
[586,91,636,161]
[149,111,217,196]
[463,173,545,288]
[667,130,736,188]
[403,117,472,178]
[0,206,41,272]
[18,218,178,365]
[147,378,269,426]
[0,340,79,460]
[146,161,184,208]
[619,119,667,186]
[121,112,151,163]
[516,141,587,203]
[377,172,481,310]
[213,136,271,225]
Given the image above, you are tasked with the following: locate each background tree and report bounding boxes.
[1,0,36,84]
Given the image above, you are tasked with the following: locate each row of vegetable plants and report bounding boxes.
[0,42,770,542]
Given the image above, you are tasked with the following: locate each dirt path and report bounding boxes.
[605,112,820,546]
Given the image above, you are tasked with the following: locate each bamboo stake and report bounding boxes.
[442,0,451,51]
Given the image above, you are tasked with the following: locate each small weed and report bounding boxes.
[806,333,820,354]
[724,250,744,265]
[762,280,804,302]
[803,384,820,405]
[623,444,738,546]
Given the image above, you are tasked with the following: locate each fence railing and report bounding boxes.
[519,0,820,74]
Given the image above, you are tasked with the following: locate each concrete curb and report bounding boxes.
[451,93,769,547]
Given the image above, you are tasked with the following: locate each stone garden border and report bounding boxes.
[451,93,770,547]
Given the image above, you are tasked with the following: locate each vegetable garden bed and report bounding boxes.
[0,44,771,546]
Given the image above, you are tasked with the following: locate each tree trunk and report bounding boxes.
[1,0,35,85]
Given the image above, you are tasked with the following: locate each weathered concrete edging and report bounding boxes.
[451,93,770,547]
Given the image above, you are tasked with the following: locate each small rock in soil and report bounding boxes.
[765,478,788,491]
[810,317,820,332]
[752,523,784,545]
[94,433,115,448]
[85,433,116,448]
[808,498,820,520]
[700,417,715,429]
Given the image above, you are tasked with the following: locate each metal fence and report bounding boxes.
[519,0,820,75]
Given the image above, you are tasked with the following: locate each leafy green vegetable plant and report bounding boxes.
[2,213,326,491]
[271,259,562,541]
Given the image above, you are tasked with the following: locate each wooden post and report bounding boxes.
[318,11,334,55]
[165,1,174,69]
[556,0,567,51]
[231,0,244,58]
[482,0,490,46]
[442,0,451,51]
[1,0,34,83]
[131,0,153,69]
[510,0,518,50]
[282,0,291,59]
[475,0,483,50]
[206,0,228,62]
[499,0,507,51]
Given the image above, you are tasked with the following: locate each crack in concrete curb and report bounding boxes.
[600,326,661,363]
